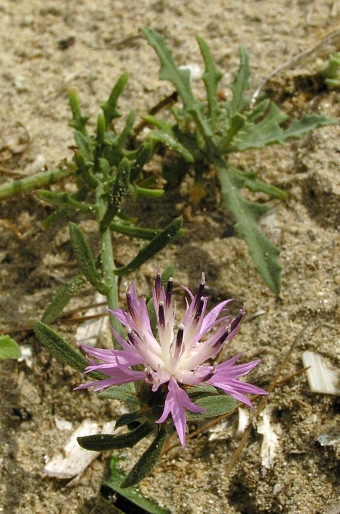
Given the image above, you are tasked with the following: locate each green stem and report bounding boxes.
[0,167,75,200]
[96,182,122,344]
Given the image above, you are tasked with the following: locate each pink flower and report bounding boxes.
[77,272,267,446]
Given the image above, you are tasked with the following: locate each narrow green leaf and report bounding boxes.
[187,394,236,420]
[37,190,94,213]
[100,157,131,233]
[74,150,99,188]
[41,274,88,325]
[33,321,104,378]
[78,423,153,451]
[196,35,223,126]
[104,455,170,513]
[133,184,164,198]
[116,109,136,149]
[130,141,155,182]
[109,222,161,241]
[69,222,107,294]
[114,217,183,276]
[0,167,75,200]
[121,425,167,488]
[101,73,129,128]
[225,45,251,115]
[115,411,141,429]
[0,335,21,360]
[227,166,286,200]
[68,89,90,135]
[148,128,195,162]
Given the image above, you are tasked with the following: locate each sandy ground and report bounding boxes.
[0,1,339,513]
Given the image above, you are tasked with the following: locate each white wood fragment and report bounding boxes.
[208,420,230,441]
[235,407,250,438]
[316,431,340,446]
[302,351,340,395]
[257,408,279,472]
[25,154,46,174]
[18,345,34,368]
[76,292,109,348]
[43,419,115,479]
[54,417,73,431]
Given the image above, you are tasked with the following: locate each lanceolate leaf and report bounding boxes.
[121,425,167,488]
[34,321,104,378]
[100,157,131,233]
[69,222,107,294]
[104,455,170,513]
[114,216,183,276]
[41,274,88,325]
[78,423,153,451]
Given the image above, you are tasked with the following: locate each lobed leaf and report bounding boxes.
[141,27,213,140]
[225,45,251,115]
[196,35,223,127]
[216,159,281,293]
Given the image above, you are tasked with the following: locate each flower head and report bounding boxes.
[77,272,267,446]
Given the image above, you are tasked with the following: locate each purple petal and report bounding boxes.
[156,378,205,447]
[75,368,146,391]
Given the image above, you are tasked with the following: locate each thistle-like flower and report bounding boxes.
[78,272,267,446]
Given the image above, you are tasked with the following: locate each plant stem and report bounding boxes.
[96,182,122,345]
[0,167,75,199]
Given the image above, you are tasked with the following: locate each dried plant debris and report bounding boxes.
[302,351,340,395]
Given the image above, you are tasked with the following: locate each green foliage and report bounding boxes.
[0,335,21,360]
[33,81,183,329]
[121,425,167,488]
[104,455,170,513]
[78,423,153,451]
[141,27,336,293]
[33,321,102,377]
[187,394,236,419]
[317,52,340,87]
